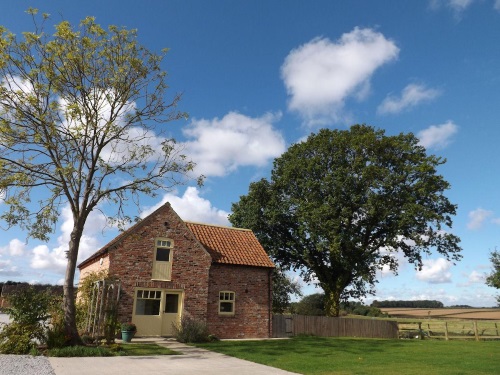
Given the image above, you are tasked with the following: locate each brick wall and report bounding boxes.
[207,264,272,339]
[106,205,212,324]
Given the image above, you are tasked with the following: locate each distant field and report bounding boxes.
[381,307,500,320]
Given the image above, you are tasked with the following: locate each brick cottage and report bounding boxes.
[77,202,274,339]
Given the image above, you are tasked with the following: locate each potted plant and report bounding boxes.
[121,322,137,343]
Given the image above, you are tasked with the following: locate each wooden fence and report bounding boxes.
[273,315,399,339]
[399,320,500,341]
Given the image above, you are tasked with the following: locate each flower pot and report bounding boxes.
[121,330,135,343]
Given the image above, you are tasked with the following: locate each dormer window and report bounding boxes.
[152,238,173,280]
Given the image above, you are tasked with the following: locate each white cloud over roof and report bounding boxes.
[141,187,230,226]
[183,111,285,177]
[281,28,399,126]
[378,83,441,114]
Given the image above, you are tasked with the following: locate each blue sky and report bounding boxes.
[0,0,499,307]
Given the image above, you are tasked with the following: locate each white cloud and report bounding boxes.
[183,112,285,177]
[0,258,20,277]
[416,258,453,283]
[495,0,500,11]
[141,187,230,226]
[30,205,107,273]
[467,208,494,230]
[377,84,441,114]
[429,0,475,16]
[417,121,458,149]
[467,270,486,283]
[0,238,26,256]
[281,28,399,126]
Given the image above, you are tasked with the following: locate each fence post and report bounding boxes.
[495,322,499,337]
[473,321,479,341]
[444,321,449,341]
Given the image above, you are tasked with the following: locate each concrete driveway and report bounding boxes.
[49,339,300,375]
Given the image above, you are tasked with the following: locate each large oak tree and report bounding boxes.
[0,10,200,344]
[230,125,462,316]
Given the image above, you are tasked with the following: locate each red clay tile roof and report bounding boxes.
[185,222,275,268]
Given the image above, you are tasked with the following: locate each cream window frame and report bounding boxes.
[218,291,235,315]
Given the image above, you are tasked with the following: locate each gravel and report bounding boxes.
[0,314,56,375]
[0,355,55,375]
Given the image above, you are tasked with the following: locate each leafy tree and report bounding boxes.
[230,125,461,316]
[0,10,200,344]
[486,249,500,306]
[292,293,326,316]
[271,268,302,314]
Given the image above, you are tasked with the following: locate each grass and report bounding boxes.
[196,335,500,375]
[47,343,179,357]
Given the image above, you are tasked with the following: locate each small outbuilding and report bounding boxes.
[78,202,274,338]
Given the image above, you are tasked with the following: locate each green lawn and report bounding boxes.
[196,336,500,375]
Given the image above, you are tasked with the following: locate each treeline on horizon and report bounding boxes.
[371,300,445,308]
[0,281,63,297]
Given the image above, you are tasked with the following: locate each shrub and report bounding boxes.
[0,322,38,354]
[121,322,137,332]
[0,286,62,354]
[172,316,209,343]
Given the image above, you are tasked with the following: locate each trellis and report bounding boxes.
[85,279,121,342]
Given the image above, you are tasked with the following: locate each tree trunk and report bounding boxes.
[63,222,85,346]
[323,287,341,317]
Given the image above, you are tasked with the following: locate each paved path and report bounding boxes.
[48,338,300,375]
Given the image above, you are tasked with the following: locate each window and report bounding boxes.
[152,238,173,280]
[219,291,235,315]
[135,289,161,315]
[165,293,179,314]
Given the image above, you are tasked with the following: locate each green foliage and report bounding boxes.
[272,268,302,314]
[485,249,500,306]
[0,11,200,344]
[230,125,462,316]
[121,322,137,332]
[172,316,210,343]
[291,293,326,316]
[344,302,387,317]
[76,271,120,343]
[47,342,178,357]
[0,286,62,353]
[0,322,38,354]
[48,345,115,357]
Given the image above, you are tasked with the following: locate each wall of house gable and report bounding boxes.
[207,264,272,339]
[106,208,212,326]
[79,255,110,281]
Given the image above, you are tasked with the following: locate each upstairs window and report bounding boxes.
[219,291,235,315]
[152,238,173,280]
